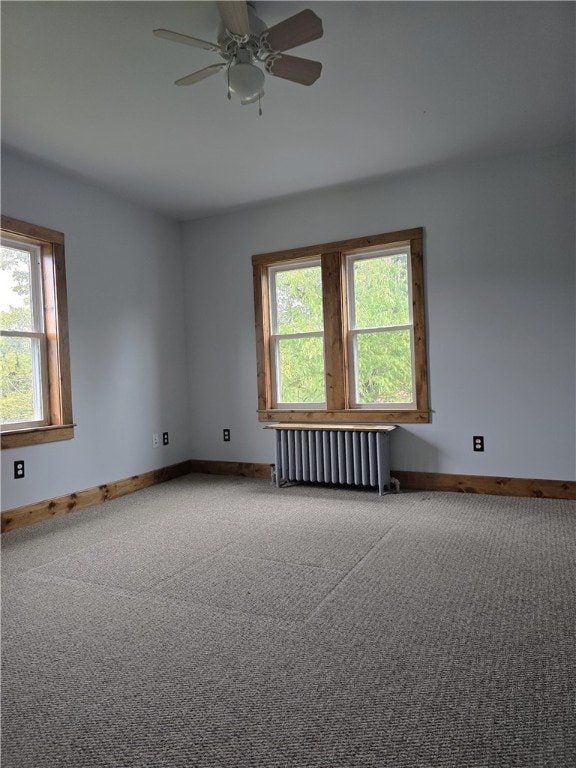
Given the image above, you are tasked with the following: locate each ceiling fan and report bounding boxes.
[153,1,323,111]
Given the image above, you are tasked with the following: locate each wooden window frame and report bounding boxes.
[252,228,430,424]
[1,216,74,448]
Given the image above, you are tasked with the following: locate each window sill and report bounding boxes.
[257,410,430,424]
[1,424,75,449]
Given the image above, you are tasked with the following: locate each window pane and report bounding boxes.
[354,330,413,405]
[0,245,34,332]
[276,336,325,403]
[273,265,323,334]
[0,335,44,424]
[352,253,410,329]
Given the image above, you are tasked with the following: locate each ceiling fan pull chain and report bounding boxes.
[227,61,232,100]
[258,92,262,116]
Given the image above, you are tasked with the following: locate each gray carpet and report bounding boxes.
[2,474,575,767]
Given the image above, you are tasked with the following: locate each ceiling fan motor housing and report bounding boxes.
[217,5,267,58]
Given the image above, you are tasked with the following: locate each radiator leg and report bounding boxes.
[376,432,391,496]
[275,432,282,488]
[390,476,401,494]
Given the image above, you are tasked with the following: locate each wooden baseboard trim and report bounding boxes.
[1,460,192,533]
[3,461,572,534]
[189,460,272,479]
[191,461,575,500]
[391,471,575,500]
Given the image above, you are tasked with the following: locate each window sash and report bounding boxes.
[270,330,326,408]
[1,238,45,334]
[347,327,416,409]
[0,331,50,428]
[269,259,323,335]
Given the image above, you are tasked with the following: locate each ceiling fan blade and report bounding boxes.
[266,54,322,86]
[262,9,323,53]
[175,64,226,86]
[153,29,221,53]
[217,1,250,37]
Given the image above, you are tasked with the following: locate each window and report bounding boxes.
[1,236,48,428]
[269,260,325,407]
[1,216,74,448]
[347,247,415,408]
[252,228,429,423]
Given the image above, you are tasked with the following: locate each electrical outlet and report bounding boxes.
[163,432,169,446]
[223,428,231,442]
[473,435,484,452]
[14,460,25,479]
[153,433,160,448]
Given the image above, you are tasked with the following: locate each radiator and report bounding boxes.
[269,426,397,496]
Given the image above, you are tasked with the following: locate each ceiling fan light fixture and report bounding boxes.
[227,62,265,102]
[241,89,264,105]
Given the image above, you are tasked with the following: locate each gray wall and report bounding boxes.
[1,151,191,509]
[2,143,574,511]
[182,143,575,481]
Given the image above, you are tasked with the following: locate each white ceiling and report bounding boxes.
[2,1,574,221]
